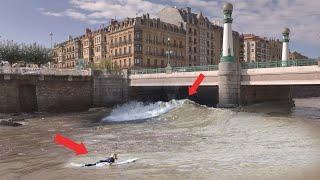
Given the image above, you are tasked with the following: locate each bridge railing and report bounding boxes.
[130,65,218,75]
[242,59,318,69]
[0,67,92,76]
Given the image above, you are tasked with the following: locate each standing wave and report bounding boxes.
[102,99,186,122]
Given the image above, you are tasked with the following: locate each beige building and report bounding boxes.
[289,51,308,60]
[92,27,109,65]
[108,14,186,69]
[52,7,242,69]
[243,34,282,62]
[52,36,82,68]
[157,7,241,66]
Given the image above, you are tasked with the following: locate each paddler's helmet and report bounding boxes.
[111,153,118,160]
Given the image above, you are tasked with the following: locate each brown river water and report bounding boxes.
[1,98,320,180]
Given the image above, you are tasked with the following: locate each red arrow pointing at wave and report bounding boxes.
[189,73,205,96]
[54,133,88,155]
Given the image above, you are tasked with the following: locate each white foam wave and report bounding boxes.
[102,100,185,122]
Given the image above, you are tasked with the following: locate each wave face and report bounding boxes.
[102,99,186,122]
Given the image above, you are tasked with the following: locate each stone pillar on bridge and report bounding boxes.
[282,28,290,66]
[218,2,240,108]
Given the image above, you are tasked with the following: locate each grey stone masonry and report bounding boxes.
[218,61,240,108]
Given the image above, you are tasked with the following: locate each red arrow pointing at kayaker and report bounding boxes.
[189,73,205,96]
[54,133,88,155]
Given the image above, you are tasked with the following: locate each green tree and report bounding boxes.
[0,40,23,65]
[23,43,53,67]
[0,40,52,67]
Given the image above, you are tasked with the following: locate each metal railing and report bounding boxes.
[173,65,218,72]
[242,59,318,69]
[130,67,167,74]
[130,59,318,75]
[130,65,218,75]
[0,67,92,76]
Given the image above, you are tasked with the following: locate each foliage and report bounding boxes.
[0,40,52,66]
[90,59,120,72]
[0,40,23,65]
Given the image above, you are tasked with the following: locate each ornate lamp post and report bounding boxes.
[218,2,240,108]
[221,3,234,62]
[49,32,53,49]
[282,28,290,66]
[166,37,173,73]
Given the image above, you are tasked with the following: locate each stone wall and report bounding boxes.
[0,74,92,113]
[37,80,91,112]
[240,85,293,105]
[0,80,20,113]
[292,85,320,98]
[92,71,128,107]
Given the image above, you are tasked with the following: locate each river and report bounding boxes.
[1,98,320,180]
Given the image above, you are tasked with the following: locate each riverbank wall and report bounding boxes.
[0,74,91,113]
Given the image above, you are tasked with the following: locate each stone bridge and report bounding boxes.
[130,65,320,86]
[129,60,320,107]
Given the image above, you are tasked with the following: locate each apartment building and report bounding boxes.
[289,51,308,60]
[108,14,186,69]
[52,7,243,69]
[157,7,242,66]
[92,27,109,65]
[243,34,282,62]
[52,36,82,68]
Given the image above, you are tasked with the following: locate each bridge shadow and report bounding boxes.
[129,86,219,107]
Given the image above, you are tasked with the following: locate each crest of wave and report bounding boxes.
[102,99,187,122]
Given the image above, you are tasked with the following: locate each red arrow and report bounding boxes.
[54,133,88,155]
[189,73,205,96]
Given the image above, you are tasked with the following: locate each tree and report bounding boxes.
[0,40,52,67]
[0,40,23,65]
[90,59,119,72]
[23,43,53,66]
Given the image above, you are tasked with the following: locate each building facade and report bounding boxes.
[243,34,282,62]
[52,36,82,68]
[289,51,308,60]
[157,7,241,66]
[52,7,245,69]
[108,14,186,69]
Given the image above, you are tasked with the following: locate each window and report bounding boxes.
[135,44,142,52]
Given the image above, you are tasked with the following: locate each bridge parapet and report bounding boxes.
[129,59,317,75]
[130,65,218,75]
[0,67,91,76]
[242,59,317,69]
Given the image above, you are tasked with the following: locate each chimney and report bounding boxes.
[68,35,73,41]
[186,7,191,13]
[85,28,91,34]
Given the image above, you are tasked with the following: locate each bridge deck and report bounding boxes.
[130,65,320,86]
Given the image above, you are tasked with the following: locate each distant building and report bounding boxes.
[108,14,186,69]
[52,14,186,69]
[52,35,82,68]
[157,7,242,66]
[242,34,282,62]
[289,51,308,60]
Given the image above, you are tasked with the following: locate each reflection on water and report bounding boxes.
[1,98,320,179]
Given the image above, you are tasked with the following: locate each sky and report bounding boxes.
[0,0,319,58]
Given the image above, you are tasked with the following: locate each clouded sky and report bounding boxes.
[0,0,319,57]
